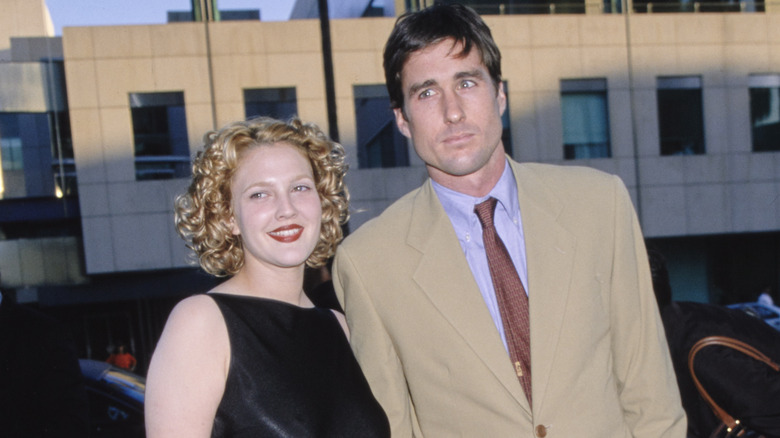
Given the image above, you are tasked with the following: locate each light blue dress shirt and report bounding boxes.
[431,160,528,351]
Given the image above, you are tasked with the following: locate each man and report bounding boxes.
[333,4,685,437]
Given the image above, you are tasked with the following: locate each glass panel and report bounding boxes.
[0,114,24,172]
[129,92,190,181]
[50,110,77,198]
[501,81,513,157]
[749,75,780,152]
[354,84,409,169]
[0,112,60,199]
[657,77,705,156]
[561,79,611,160]
[244,87,298,120]
[631,0,762,13]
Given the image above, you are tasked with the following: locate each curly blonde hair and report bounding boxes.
[175,116,349,277]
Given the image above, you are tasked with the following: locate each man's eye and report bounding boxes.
[460,79,476,89]
[418,89,435,99]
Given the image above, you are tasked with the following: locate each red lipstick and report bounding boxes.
[268,224,304,243]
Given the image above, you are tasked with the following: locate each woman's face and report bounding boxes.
[229,142,322,271]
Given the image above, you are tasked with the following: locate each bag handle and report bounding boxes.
[688,336,780,434]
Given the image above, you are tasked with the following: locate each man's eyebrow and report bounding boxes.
[406,68,489,98]
[455,69,485,81]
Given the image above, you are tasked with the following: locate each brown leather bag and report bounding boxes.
[688,336,780,438]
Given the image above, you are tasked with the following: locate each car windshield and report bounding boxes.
[102,368,146,404]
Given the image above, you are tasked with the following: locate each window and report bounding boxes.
[0,112,60,199]
[560,78,611,160]
[748,74,780,152]
[354,84,409,169]
[657,76,705,156]
[244,87,298,120]
[129,92,190,180]
[501,81,513,157]
[0,114,24,172]
[50,110,77,197]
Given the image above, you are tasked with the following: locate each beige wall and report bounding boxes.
[0,0,53,61]
[63,13,780,274]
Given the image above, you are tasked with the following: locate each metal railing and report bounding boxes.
[460,0,770,14]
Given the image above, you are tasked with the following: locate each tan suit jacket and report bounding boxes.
[334,160,686,437]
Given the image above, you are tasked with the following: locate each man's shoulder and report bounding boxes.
[513,161,618,186]
[341,185,424,249]
[509,161,624,205]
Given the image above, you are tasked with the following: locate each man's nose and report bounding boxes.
[443,92,465,124]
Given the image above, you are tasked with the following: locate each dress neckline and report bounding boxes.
[208,292,318,311]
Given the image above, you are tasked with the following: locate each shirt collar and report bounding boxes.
[432,159,519,229]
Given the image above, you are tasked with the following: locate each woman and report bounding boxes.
[145,117,389,437]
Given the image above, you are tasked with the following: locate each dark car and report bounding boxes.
[728,301,780,332]
[79,359,145,437]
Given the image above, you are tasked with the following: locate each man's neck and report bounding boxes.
[427,156,507,198]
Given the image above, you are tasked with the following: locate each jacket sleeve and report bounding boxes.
[333,246,422,437]
[607,175,687,437]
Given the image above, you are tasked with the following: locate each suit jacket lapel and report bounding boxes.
[511,162,576,415]
[407,181,531,413]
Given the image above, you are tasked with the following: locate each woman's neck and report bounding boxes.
[215,263,310,307]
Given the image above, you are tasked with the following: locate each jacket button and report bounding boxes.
[535,424,548,437]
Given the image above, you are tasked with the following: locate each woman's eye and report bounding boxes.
[293,184,312,192]
[250,192,267,199]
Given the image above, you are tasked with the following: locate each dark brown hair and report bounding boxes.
[383,3,502,110]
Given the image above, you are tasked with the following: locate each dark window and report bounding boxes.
[631,0,761,13]
[464,0,588,14]
[354,84,409,169]
[0,114,24,172]
[560,78,611,160]
[244,87,298,120]
[50,110,77,197]
[129,92,190,180]
[749,74,780,153]
[501,81,513,157]
[657,76,705,156]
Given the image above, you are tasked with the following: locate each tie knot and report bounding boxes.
[474,197,498,229]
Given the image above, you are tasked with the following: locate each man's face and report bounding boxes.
[394,38,507,185]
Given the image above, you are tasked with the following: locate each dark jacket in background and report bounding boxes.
[0,294,89,437]
[661,301,780,437]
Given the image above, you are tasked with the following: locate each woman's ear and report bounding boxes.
[229,215,240,236]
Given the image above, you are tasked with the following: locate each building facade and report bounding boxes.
[1,0,779,365]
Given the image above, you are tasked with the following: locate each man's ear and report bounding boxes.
[497,81,507,117]
[394,107,412,138]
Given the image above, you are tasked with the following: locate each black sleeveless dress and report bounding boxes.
[207,293,389,438]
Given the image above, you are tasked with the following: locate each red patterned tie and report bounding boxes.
[474,197,532,406]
